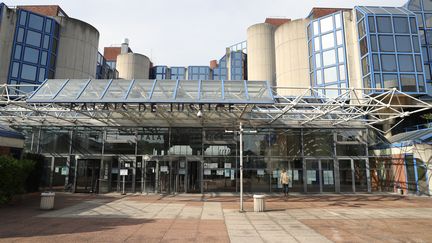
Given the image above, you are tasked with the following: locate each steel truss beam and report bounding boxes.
[1,84,431,132]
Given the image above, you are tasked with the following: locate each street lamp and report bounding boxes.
[226,122,257,212]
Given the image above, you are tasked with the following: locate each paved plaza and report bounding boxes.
[1,193,432,242]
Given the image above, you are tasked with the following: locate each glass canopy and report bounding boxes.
[27,79,275,104]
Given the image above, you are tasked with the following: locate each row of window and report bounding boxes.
[8,9,59,89]
[408,0,432,94]
[356,6,427,94]
[308,12,348,96]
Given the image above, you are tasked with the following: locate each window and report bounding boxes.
[28,14,44,31]
[395,36,412,52]
[425,14,432,28]
[362,57,369,74]
[40,51,47,65]
[11,62,19,78]
[370,35,378,52]
[358,19,366,38]
[381,55,397,72]
[336,30,343,45]
[401,74,417,92]
[321,32,334,49]
[383,74,398,88]
[379,35,395,52]
[19,11,27,25]
[377,17,392,33]
[21,64,37,81]
[324,67,337,83]
[360,38,368,57]
[394,17,409,33]
[45,19,52,33]
[398,55,415,72]
[17,28,24,42]
[373,54,380,71]
[23,47,39,64]
[26,30,42,47]
[410,18,417,34]
[368,16,375,33]
[322,50,336,66]
[14,45,22,60]
[320,16,333,33]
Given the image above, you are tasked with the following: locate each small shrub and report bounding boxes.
[0,156,35,204]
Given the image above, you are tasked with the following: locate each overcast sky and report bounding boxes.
[6,0,407,66]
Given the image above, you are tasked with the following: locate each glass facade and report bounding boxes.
[19,126,370,194]
[96,52,118,79]
[187,66,211,80]
[213,55,228,80]
[308,12,348,98]
[170,67,186,80]
[8,9,59,93]
[230,51,247,80]
[406,0,432,94]
[150,65,171,79]
[356,6,426,94]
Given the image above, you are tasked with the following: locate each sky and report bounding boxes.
[6,0,408,66]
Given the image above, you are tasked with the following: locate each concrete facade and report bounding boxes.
[116,53,151,79]
[247,23,276,86]
[0,6,16,84]
[54,17,99,79]
[274,19,310,96]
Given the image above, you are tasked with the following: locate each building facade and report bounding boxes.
[0,3,117,92]
[1,0,431,196]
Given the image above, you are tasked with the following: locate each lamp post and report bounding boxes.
[226,122,256,212]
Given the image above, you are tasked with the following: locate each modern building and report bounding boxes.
[0,4,118,93]
[0,1,431,196]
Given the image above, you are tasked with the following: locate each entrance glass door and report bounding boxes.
[305,159,320,193]
[338,159,369,192]
[339,159,353,192]
[187,161,200,193]
[321,159,335,192]
[305,159,335,193]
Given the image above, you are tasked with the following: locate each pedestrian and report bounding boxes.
[280,169,290,197]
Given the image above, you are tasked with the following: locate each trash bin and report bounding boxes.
[253,194,266,212]
[40,192,55,210]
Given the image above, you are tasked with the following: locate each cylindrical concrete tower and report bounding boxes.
[116,53,151,79]
[54,17,99,79]
[274,19,310,96]
[247,23,276,86]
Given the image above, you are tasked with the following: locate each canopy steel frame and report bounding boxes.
[1,83,432,133]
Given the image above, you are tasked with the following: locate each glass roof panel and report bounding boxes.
[127,79,154,100]
[176,80,199,101]
[27,79,274,104]
[247,81,272,101]
[103,79,134,100]
[151,80,177,101]
[224,80,247,101]
[54,79,89,101]
[357,6,415,16]
[200,80,222,101]
[79,79,110,100]
[29,79,67,100]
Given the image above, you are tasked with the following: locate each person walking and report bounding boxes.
[280,169,290,197]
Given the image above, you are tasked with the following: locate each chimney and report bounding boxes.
[121,38,130,54]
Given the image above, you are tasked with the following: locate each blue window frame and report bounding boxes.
[356,6,426,95]
[187,66,211,80]
[308,11,348,98]
[96,52,117,79]
[406,0,432,95]
[171,67,186,80]
[7,9,59,93]
[230,51,246,80]
[150,65,170,79]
